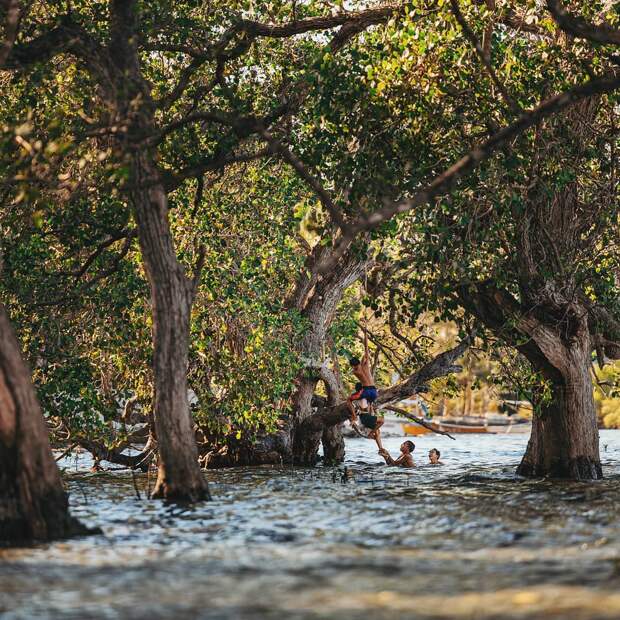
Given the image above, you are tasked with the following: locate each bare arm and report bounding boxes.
[362,327,370,364]
[394,454,414,468]
[379,449,397,466]
[380,450,414,468]
[380,451,414,468]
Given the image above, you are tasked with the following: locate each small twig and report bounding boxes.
[191,244,206,297]
[130,467,142,500]
[55,442,78,462]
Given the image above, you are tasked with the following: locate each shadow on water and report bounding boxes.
[1,432,620,619]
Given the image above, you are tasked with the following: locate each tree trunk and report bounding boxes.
[516,350,601,480]
[0,304,90,543]
[130,153,210,501]
[289,253,370,464]
[457,284,602,480]
[322,423,345,464]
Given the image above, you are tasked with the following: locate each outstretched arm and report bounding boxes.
[379,450,396,465]
[380,450,414,468]
[379,449,397,466]
[362,326,370,363]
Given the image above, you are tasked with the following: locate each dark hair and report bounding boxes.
[349,357,361,367]
[430,448,440,457]
[355,382,363,392]
[404,440,415,452]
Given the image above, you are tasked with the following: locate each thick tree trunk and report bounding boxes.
[130,153,210,501]
[322,424,345,464]
[516,349,601,479]
[515,304,602,480]
[289,253,370,464]
[0,304,89,543]
[457,284,602,480]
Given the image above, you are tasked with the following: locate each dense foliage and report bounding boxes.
[1,0,619,462]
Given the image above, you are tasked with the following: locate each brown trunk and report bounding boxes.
[517,326,601,480]
[457,284,602,480]
[130,153,209,501]
[289,253,370,464]
[517,363,601,480]
[0,304,90,543]
[322,423,345,464]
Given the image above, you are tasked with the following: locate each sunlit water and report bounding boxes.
[2,431,620,619]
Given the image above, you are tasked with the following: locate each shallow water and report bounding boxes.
[2,431,620,619]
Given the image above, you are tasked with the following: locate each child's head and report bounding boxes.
[349,357,361,368]
[401,440,415,454]
[355,382,363,392]
[429,448,441,464]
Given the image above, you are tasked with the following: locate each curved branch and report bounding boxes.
[383,404,456,440]
[317,73,620,274]
[229,5,402,42]
[546,0,620,45]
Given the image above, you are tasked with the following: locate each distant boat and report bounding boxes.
[401,418,531,436]
[401,423,433,436]
[401,420,490,435]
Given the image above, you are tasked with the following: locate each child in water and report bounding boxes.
[379,441,415,468]
[428,448,443,465]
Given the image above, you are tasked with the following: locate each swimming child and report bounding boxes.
[428,448,443,465]
[379,441,415,468]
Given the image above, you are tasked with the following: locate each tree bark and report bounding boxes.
[517,337,602,479]
[289,250,371,463]
[130,153,210,501]
[458,283,603,480]
[322,424,345,464]
[0,304,90,543]
[103,1,209,502]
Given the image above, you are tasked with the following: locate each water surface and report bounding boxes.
[2,431,620,619]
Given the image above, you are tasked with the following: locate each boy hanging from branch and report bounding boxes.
[347,326,385,451]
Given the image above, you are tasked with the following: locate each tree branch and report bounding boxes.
[229,5,402,41]
[450,0,522,115]
[164,146,273,192]
[70,227,135,282]
[546,0,620,45]
[383,404,456,440]
[317,73,620,274]
[261,128,346,230]
[5,17,110,85]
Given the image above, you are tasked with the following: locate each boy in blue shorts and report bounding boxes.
[347,330,384,450]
